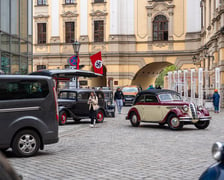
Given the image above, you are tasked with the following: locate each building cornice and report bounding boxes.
[61,11,79,18]
[90,10,108,17]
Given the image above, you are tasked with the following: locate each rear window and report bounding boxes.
[58,92,77,100]
[122,87,138,93]
[0,79,49,100]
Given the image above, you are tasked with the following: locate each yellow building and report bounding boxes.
[33,0,211,90]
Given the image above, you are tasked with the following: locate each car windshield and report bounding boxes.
[158,93,182,101]
[122,87,138,92]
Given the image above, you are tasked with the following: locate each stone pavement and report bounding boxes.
[5,107,224,180]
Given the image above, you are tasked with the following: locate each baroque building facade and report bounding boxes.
[33,0,212,90]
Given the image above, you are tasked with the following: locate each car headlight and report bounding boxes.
[182,105,189,112]
[198,106,203,111]
[212,142,224,161]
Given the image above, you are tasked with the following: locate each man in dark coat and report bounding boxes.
[114,87,124,114]
[213,89,220,113]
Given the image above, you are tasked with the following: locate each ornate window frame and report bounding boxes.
[61,11,79,43]
[146,0,174,41]
[90,10,108,43]
[34,15,49,45]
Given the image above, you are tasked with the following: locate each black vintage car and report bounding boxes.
[58,88,115,125]
[100,89,115,117]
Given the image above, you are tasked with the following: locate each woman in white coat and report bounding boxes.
[87,92,99,127]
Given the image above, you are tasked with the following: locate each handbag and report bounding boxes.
[94,104,99,111]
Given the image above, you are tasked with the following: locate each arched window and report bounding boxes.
[153,15,168,41]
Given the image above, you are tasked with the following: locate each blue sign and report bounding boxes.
[69,55,79,69]
[69,55,78,66]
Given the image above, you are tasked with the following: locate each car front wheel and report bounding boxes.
[194,121,210,129]
[130,112,140,127]
[167,114,183,130]
[59,111,67,125]
[96,110,104,123]
[12,130,40,157]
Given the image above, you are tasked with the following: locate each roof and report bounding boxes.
[0,75,51,80]
[29,69,103,78]
[59,88,103,93]
[138,89,179,96]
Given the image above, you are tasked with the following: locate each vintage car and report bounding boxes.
[100,89,115,117]
[58,88,115,125]
[121,85,140,106]
[126,89,211,130]
[199,142,224,180]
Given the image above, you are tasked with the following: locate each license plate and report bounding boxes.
[107,109,114,112]
[125,98,133,100]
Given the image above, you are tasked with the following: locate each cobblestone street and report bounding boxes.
[5,107,224,180]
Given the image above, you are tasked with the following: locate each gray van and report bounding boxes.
[0,75,59,157]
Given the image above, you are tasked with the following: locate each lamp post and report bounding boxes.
[72,41,81,88]
[192,55,201,67]
[72,41,81,56]
[203,45,214,70]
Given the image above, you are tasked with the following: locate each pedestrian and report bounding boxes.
[114,87,124,114]
[88,91,99,127]
[156,85,161,89]
[213,89,220,113]
[147,85,154,90]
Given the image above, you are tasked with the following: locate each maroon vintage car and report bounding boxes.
[126,89,211,130]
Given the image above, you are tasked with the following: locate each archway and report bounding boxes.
[132,62,173,90]
[90,65,107,87]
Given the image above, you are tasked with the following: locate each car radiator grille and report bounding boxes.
[190,103,198,119]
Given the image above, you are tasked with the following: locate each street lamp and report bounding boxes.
[192,55,197,63]
[204,45,214,61]
[192,55,201,67]
[72,41,81,55]
[72,41,81,88]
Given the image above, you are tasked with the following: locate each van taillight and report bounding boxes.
[53,87,59,122]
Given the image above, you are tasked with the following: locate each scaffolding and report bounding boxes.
[167,68,221,110]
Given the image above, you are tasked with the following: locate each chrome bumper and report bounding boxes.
[179,116,211,122]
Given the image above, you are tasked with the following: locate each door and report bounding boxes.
[74,92,90,116]
[142,95,164,122]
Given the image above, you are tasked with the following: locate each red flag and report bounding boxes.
[90,51,103,74]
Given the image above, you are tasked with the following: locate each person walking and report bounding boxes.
[147,85,154,90]
[213,89,220,113]
[88,91,99,127]
[114,87,124,114]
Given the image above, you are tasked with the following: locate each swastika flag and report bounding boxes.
[90,51,103,75]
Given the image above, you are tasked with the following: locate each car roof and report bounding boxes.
[138,89,179,96]
[59,88,103,93]
[30,69,102,78]
[0,75,52,80]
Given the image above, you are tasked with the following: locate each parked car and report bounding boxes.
[199,142,224,180]
[58,88,115,125]
[122,85,140,106]
[101,89,115,117]
[0,75,59,157]
[126,89,211,130]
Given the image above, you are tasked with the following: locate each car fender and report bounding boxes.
[200,108,210,116]
[199,162,224,180]
[59,106,73,117]
[127,107,141,122]
[161,108,183,123]
[8,116,49,146]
